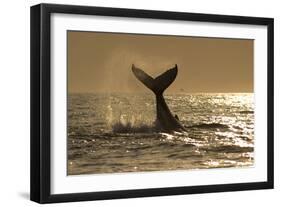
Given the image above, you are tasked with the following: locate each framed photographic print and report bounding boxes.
[30,3,274,203]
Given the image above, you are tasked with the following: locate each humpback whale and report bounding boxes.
[132,64,186,132]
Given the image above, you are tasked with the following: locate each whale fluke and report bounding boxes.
[132,64,178,95]
[132,64,185,132]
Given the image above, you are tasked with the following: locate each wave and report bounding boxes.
[187,123,229,129]
[112,121,230,133]
[202,145,253,153]
[239,110,254,114]
[112,122,157,133]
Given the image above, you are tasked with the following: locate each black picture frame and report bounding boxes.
[30,3,274,204]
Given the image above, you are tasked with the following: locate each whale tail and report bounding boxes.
[132,64,178,95]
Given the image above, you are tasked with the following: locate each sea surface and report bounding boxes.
[67,93,254,175]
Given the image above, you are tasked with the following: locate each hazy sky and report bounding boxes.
[68,31,253,93]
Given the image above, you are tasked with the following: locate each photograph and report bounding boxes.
[67,31,254,175]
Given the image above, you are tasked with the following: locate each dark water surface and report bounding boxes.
[68,93,254,175]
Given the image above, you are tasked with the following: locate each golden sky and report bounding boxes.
[68,31,253,93]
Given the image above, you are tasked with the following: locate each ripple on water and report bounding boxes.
[68,93,254,175]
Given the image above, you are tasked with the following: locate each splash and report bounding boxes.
[110,110,156,133]
[112,116,155,133]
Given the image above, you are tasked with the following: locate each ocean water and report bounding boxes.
[67,93,254,175]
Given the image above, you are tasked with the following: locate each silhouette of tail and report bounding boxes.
[132,64,178,95]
